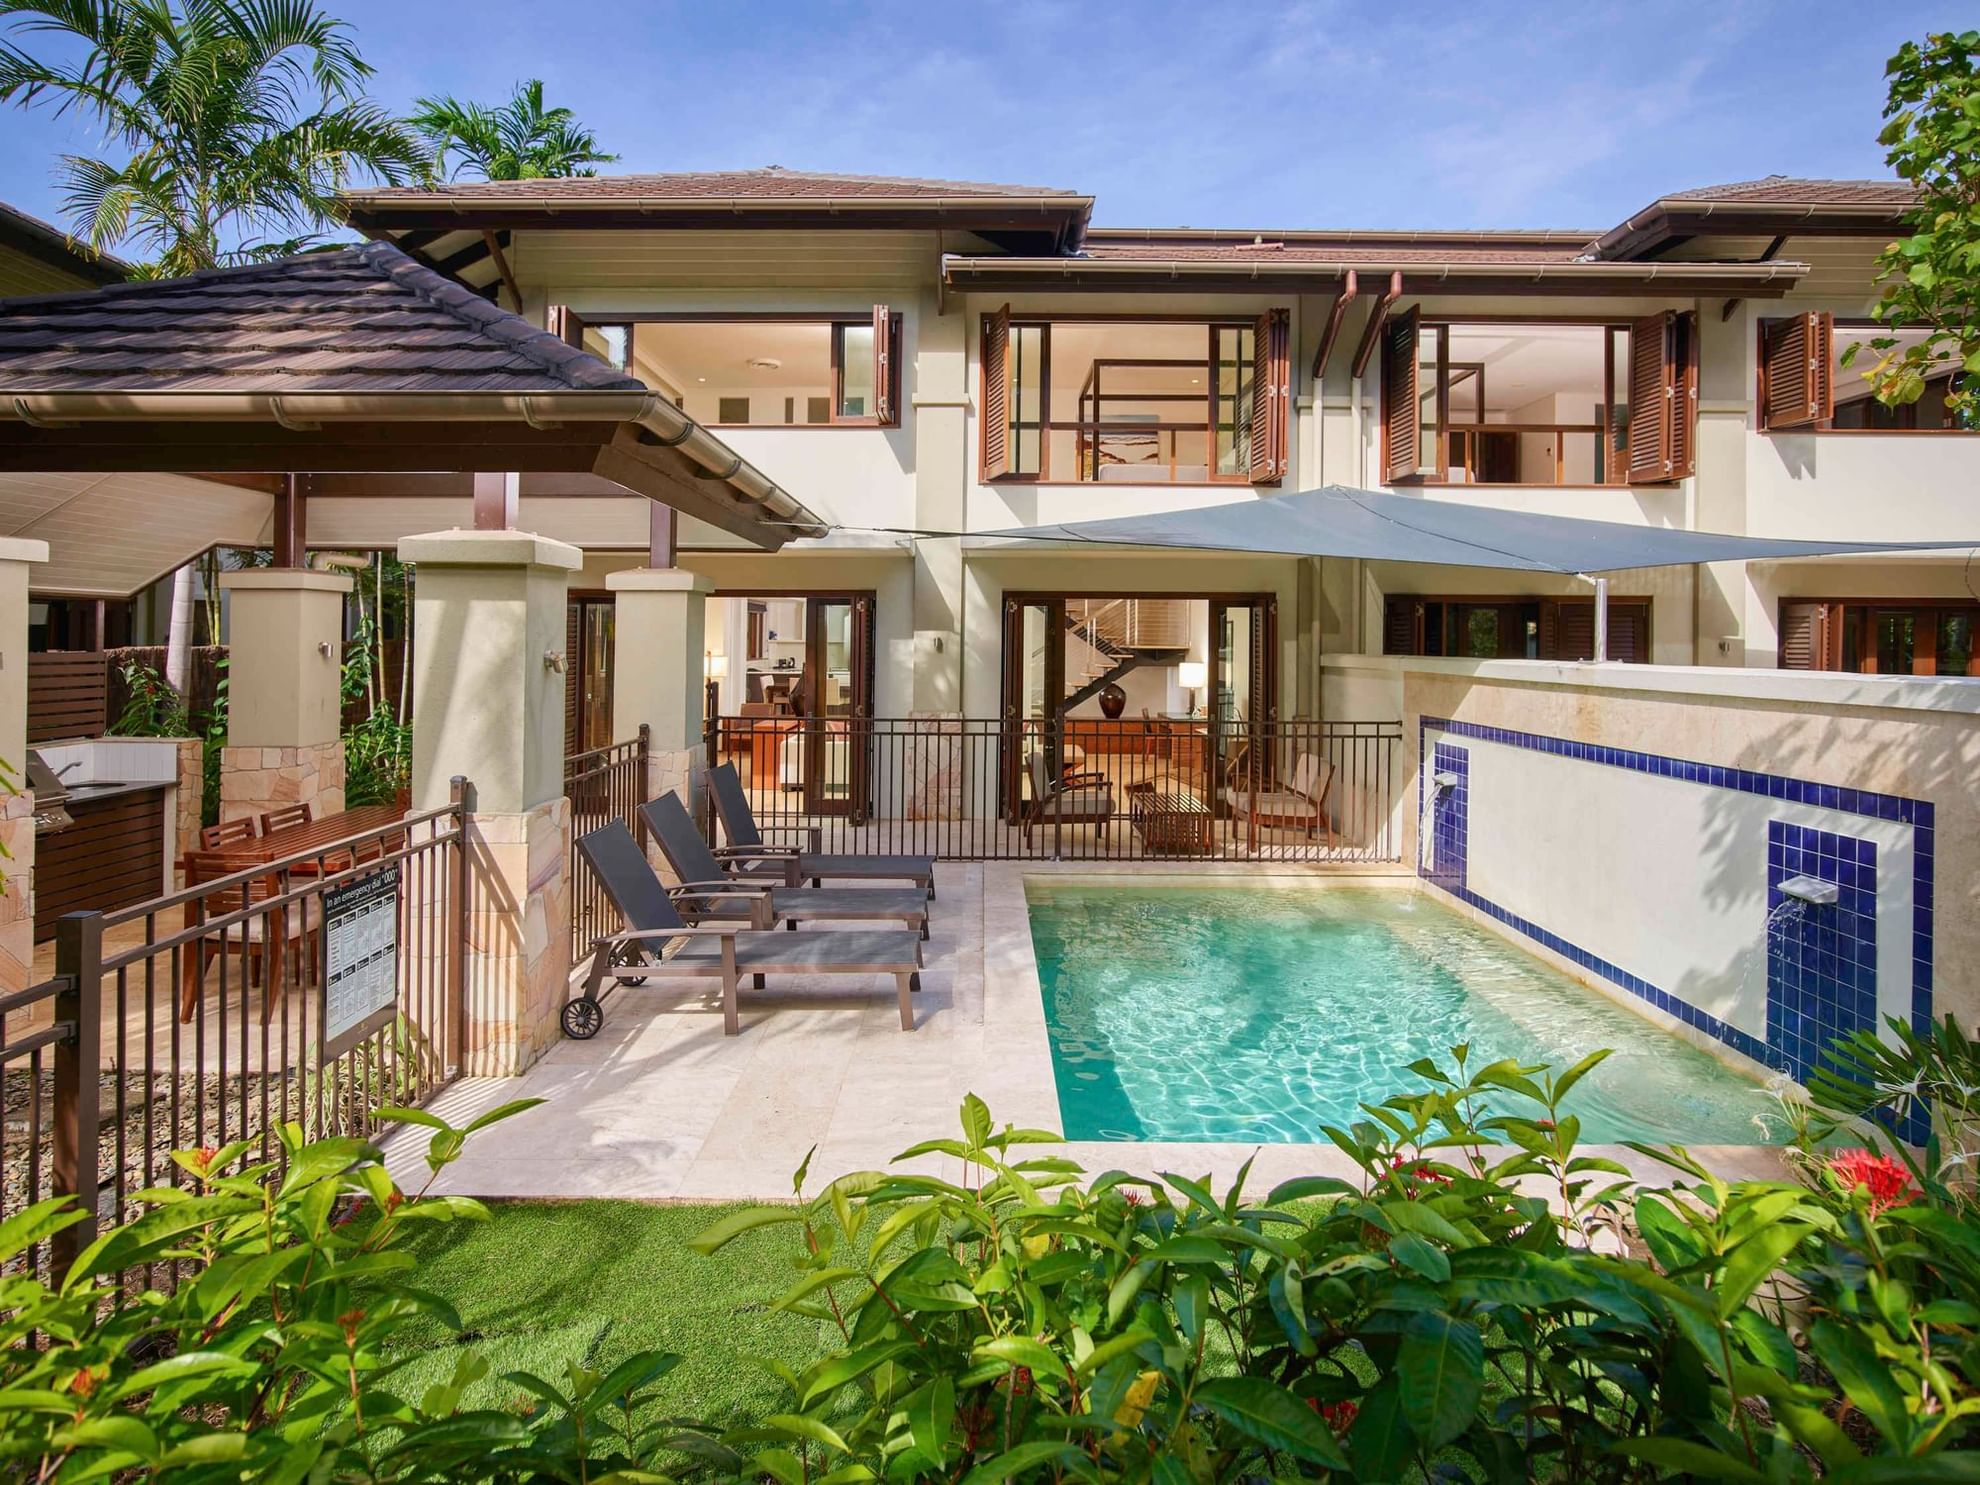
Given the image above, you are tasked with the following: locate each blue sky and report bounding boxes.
[0,0,1959,255]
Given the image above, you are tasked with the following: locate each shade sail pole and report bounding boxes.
[1593,575,1609,663]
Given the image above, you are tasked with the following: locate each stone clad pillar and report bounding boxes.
[216,568,352,826]
[399,529,579,1076]
[0,538,49,992]
[606,566,712,860]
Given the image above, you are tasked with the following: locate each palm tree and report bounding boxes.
[410,79,616,182]
[0,0,429,276]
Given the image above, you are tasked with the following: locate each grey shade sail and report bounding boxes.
[981,484,1974,574]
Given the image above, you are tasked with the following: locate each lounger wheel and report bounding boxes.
[561,998,604,1040]
[612,944,648,986]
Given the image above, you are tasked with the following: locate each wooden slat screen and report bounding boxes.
[1380,306,1421,482]
[1248,309,1291,484]
[980,304,1013,479]
[1759,312,1833,430]
[27,651,109,743]
[1627,312,1676,483]
[34,786,166,940]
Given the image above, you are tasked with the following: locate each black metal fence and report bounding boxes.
[1,786,472,1282]
[564,726,650,963]
[702,715,1404,862]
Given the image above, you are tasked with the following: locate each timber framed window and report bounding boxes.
[547,306,902,427]
[1382,594,1652,663]
[1381,312,1696,486]
[1778,598,1980,675]
[1759,314,1978,432]
[979,309,1290,484]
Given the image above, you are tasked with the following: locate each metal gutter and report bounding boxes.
[343,192,1093,217]
[941,255,1812,286]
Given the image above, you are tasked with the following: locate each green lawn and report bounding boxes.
[388,1200,834,1425]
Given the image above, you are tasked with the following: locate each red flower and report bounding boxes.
[1122,1190,1144,1208]
[337,1308,366,1346]
[1319,1399,1359,1435]
[1389,1154,1451,1189]
[1826,1148,1916,1216]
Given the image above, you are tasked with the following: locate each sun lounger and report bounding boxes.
[567,821,922,1038]
[641,791,929,940]
[705,761,936,898]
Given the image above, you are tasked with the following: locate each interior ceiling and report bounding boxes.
[634,321,834,395]
[1438,325,1608,407]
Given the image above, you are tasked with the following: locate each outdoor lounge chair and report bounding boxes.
[641,791,929,939]
[704,762,936,899]
[568,821,923,1039]
[1023,747,1115,845]
[1221,751,1337,845]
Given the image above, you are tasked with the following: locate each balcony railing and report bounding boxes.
[702,715,1404,863]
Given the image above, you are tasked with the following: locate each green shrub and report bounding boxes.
[107,657,189,739]
[688,1039,1980,1482]
[0,1099,693,1482]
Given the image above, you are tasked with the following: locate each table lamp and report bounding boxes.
[1177,660,1207,716]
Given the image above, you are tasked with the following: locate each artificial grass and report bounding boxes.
[387,1199,834,1426]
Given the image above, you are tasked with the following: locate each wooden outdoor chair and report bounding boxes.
[566,821,923,1038]
[200,817,258,851]
[259,802,313,836]
[177,850,322,1024]
[1023,747,1114,845]
[1221,751,1338,846]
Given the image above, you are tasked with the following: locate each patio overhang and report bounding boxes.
[0,241,829,588]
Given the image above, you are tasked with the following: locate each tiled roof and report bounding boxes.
[0,241,644,394]
[350,166,1084,202]
[1661,176,1915,206]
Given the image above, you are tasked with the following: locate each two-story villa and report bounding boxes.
[330,168,1968,785]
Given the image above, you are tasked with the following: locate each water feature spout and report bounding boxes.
[1778,875,1838,908]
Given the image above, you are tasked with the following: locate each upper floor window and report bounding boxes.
[547,306,900,427]
[1381,310,1696,486]
[979,309,1289,484]
[1759,313,1979,432]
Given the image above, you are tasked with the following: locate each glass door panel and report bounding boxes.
[804,599,856,812]
[1001,599,1064,821]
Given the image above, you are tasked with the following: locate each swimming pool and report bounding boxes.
[1026,880,1774,1145]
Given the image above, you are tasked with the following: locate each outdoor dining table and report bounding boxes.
[187,802,411,876]
[176,802,410,1024]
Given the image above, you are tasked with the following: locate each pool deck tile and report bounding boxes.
[384,861,1788,1204]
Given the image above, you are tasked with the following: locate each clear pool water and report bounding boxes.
[1027,881,1774,1145]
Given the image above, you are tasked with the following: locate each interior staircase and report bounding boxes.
[1061,598,1189,715]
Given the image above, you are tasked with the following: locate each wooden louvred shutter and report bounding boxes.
[1556,602,1597,661]
[563,602,582,754]
[1380,305,1422,482]
[547,305,589,350]
[1608,603,1649,664]
[1669,311,1698,480]
[1627,312,1678,484]
[1779,601,1836,670]
[1248,309,1291,484]
[1383,597,1421,656]
[872,305,900,426]
[1759,313,1834,430]
[980,304,1012,479]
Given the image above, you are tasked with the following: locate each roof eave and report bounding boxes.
[939,256,1814,296]
[1592,199,1911,260]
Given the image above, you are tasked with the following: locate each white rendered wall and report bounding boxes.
[1426,722,1917,1044]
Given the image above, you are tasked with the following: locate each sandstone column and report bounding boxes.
[0,538,49,991]
[216,568,352,825]
[399,529,578,1076]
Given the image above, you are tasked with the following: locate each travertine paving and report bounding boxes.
[386,863,1787,1202]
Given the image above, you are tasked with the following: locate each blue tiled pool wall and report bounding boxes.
[1424,742,1469,890]
[1416,717,1933,1087]
[1766,823,1877,1084]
